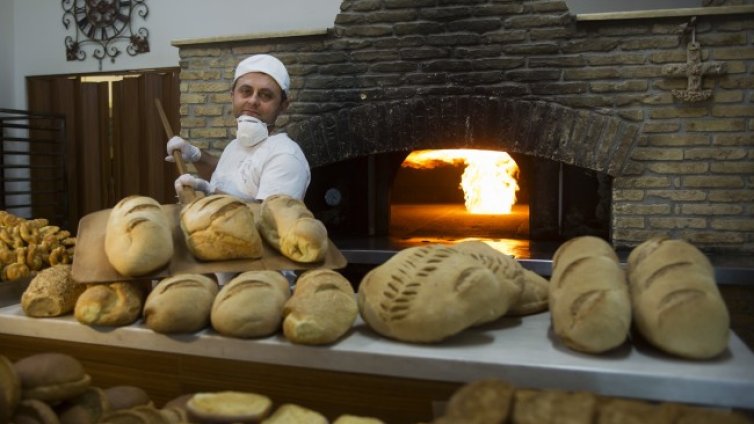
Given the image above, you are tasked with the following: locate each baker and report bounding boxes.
[166,54,310,202]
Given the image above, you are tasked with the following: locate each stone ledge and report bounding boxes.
[576,5,754,22]
[171,28,331,47]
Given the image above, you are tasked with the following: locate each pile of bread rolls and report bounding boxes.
[0,352,386,424]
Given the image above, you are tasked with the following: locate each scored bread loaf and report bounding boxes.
[180,194,263,261]
[549,236,631,354]
[143,274,218,334]
[211,270,291,338]
[358,245,508,343]
[257,194,328,263]
[74,282,145,327]
[21,264,85,317]
[105,195,173,277]
[626,237,729,359]
[282,269,357,345]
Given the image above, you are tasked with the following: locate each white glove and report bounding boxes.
[174,174,211,196]
[165,136,201,163]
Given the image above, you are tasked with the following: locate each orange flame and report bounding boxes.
[402,149,520,214]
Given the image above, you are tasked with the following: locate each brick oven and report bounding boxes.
[173,0,754,257]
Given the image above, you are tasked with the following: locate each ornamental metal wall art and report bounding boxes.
[62,0,150,70]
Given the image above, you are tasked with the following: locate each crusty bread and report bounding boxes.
[13,352,91,403]
[0,354,21,424]
[144,274,218,334]
[21,264,85,317]
[261,403,328,424]
[282,269,357,345]
[358,245,507,343]
[74,282,145,327]
[627,238,729,359]
[105,195,174,277]
[211,271,291,338]
[507,269,549,316]
[180,194,263,261]
[186,391,272,424]
[549,236,631,354]
[257,194,328,263]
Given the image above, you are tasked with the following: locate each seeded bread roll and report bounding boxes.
[144,274,218,334]
[180,194,263,261]
[186,391,272,424]
[21,264,84,318]
[0,355,21,424]
[257,194,328,263]
[549,237,631,354]
[282,269,357,345]
[105,195,173,277]
[211,271,291,338]
[13,352,91,403]
[74,282,145,327]
[626,238,730,359]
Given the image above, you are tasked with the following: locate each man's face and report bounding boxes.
[231,72,288,125]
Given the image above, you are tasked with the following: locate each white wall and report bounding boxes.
[3,0,343,110]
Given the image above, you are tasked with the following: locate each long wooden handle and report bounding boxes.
[155,98,196,203]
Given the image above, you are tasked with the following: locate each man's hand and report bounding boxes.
[174,174,211,196]
[165,136,201,163]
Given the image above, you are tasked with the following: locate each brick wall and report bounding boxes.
[176,0,754,253]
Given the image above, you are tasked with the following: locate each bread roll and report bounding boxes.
[512,389,597,424]
[105,195,173,277]
[186,391,272,424]
[144,274,218,334]
[433,379,514,424]
[180,194,263,261]
[507,269,549,316]
[211,271,291,338]
[358,245,507,343]
[0,355,21,424]
[333,416,386,424]
[21,264,84,318]
[257,194,328,263]
[10,399,60,424]
[74,282,145,327]
[104,385,153,411]
[549,236,631,354]
[13,352,91,403]
[626,238,729,359]
[282,269,357,345]
[261,403,328,424]
[58,386,110,424]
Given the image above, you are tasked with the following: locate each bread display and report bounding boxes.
[261,403,328,424]
[21,264,85,317]
[211,270,291,338]
[144,274,218,334]
[13,352,91,403]
[358,244,511,343]
[507,269,549,316]
[186,391,273,423]
[74,281,145,327]
[104,195,173,277]
[180,194,263,261]
[0,355,21,424]
[549,236,631,354]
[282,269,357,345]
[257,194,328,263]
[626,237,730,359]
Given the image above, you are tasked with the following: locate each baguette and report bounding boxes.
[257,194,328,263]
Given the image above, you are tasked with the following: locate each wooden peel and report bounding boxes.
[154,99,197,204]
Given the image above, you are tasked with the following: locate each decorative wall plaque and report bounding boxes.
[62,0,150,70]
[661,24,726,103]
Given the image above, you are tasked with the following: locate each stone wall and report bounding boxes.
[176,0,754,253]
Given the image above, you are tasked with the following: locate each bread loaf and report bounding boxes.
[58,386,110,424]
[549,236,631,354]
[104,385,153,411]
[21,264,85,317]
[261,403,328,424]
[358,245,507,343]
[74,282,145,327]
[144,274,218,334]
[211,271,291,338]
[512,389,597,424]
[333,415,386,424]
[507,269,549,316]
[433,379,514,424]
[257,194,328,263]
[186,391,272,424]
[10,399,60,424]
[13,352,91,403]
[105,195,173,277]
[282,269,357,345]
[626,238,729,359]
[180,194,263,261]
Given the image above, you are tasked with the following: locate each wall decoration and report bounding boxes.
[62,0,150,70]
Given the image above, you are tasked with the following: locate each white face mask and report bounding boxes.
[236,116,268,147]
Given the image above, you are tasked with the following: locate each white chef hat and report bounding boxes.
[233,54,290,95]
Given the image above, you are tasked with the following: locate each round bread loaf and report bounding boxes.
[435,379,514,424]
[211,271,291,338]
[105,195,174,277]
[358,245,507,343]
[282,269,357,345]
[10,399,60,424]
[144,274,218,334]
[257,194,328,263]
[332,415,387,424]
[104,385,153,411]
[13,352,91,403]
[263,403,328,424]
[21,264,85,317]
[74,282,145,327]
[186,391,272,424]
[58,386,110,424]
[0,354,21,423]
[180,194,263,261]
